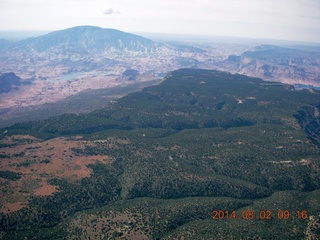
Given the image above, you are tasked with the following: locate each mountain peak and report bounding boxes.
[14,26,156,53]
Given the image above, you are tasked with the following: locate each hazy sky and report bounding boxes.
[0,0,319,42]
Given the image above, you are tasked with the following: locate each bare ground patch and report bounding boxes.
[0,135,114,213]
[33,181,58,196]
[0,202,26,214]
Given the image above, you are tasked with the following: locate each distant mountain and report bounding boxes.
[214,45,320,86]
[0,26,211,117]
[0,72,25,93]
[0,26,207,81]
[6,26,157,54]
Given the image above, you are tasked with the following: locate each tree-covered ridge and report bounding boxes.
[3,69,319,139]
[0,69,319,239]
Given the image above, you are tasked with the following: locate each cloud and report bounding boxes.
[103,8,120,15]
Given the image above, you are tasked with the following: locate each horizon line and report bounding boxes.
[0,25,319,45]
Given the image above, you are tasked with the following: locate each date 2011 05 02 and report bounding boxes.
[212,210,308,220]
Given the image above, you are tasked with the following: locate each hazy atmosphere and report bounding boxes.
[0,0,319,42]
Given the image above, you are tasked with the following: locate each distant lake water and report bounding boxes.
[50,72,86,82]
[50,71,118,82]
[294,84,320,90]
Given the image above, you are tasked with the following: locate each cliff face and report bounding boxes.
[294,103,320,147]
[214,45,320,86]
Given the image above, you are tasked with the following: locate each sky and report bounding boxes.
[0,0,319,43]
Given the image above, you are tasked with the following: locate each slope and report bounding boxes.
[3,26,157,54]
